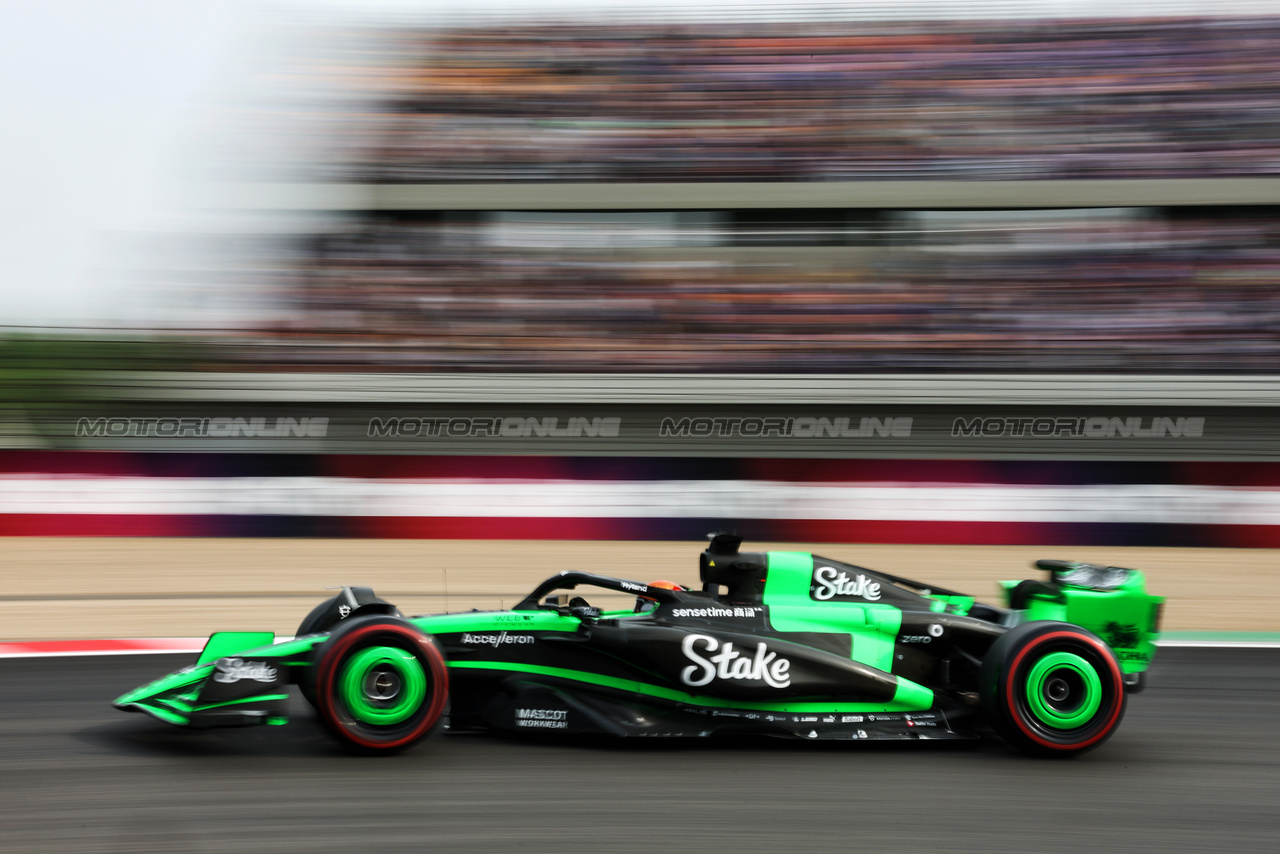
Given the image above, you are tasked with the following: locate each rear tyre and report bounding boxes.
[313,616,449,753]
[980,621,1126,757]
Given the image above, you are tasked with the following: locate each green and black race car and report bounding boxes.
[115,534,1163,757]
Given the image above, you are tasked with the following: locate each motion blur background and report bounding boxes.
[3,0,1280,638]
[5,7,1280,854]
[4,0,1280,372]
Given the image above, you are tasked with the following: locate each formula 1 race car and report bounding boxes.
[115,535,1163,757]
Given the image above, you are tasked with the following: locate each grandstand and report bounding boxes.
[178,12,1280,377]
[7,7,1280,538]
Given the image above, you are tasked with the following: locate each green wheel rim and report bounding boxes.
[338,646,427,726]
[1025,651,1102,730]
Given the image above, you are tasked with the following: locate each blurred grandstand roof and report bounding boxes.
[74,371,1280,406]
[209,179,1280,211]
[330,0,1280,24]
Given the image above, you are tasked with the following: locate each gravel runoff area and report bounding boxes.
[0,538,1275,641]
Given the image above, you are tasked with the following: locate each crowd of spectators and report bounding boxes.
[258,16,1280,183]
[216,211,1280,373]
[197,14,1280,374]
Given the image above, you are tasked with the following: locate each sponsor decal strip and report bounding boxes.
[950,416,1204,439]
[461,632,534,647]
[449,660,932,713]
[368,417,620,439]
[75,417,329,439]
[514,708,569,729]
[680,634,791,688]
[192,693,289,712]
[669,606,762,618]
[212,658,278,683]
[657,416,912,439]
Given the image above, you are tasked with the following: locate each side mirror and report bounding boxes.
[569,604,602,621]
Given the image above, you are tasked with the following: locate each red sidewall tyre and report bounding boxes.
[980,621,1126,757]
[314,617,449,752]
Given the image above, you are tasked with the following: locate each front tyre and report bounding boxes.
[980,621,1126,757]
[314,616,449,753]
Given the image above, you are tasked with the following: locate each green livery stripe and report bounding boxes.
[123,703,189,726]
[197,632,276,666]
[761,551,901,672]
[413,611,582,636]
[450,661,932,713]
[115,635,322,709]
[890,676,934,709]
[192,693,290,712]
[929,595,975,615]
[156,697,194,713]
[113,666,211,706]
[761,552,816,604]
[247,636,323,658]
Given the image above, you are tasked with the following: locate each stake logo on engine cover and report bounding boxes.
[810,566,882,602]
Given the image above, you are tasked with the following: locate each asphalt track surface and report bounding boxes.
[2,649,1276,854]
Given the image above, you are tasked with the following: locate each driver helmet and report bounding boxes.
[634,579,685,612]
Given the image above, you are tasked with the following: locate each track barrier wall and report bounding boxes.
[5,451,1280,547]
